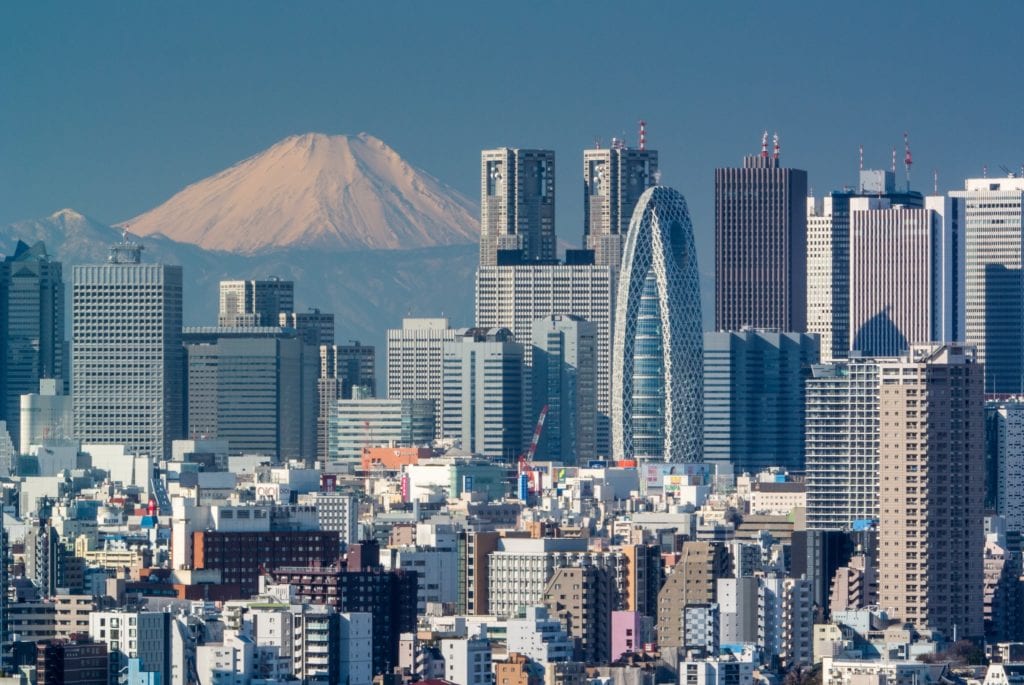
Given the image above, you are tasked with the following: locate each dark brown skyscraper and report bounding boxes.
[715,133,808,332]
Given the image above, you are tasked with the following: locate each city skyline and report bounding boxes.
[4,4,1023,293]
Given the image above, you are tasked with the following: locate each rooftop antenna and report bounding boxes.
[761,130,769,158]
[859,144,864,171]
[983,164,988,178]
[933,169,938,195]
[594,137,601,150]
[891,146,897,174]
[772,132,780,161]
[638,120,647,150]
[904,131,913,191]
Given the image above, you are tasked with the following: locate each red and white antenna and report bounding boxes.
[772,132,780,160]
[859,145,864,171]
[638,120,647,151]
[904,131,913,189]
[761,130,769,158]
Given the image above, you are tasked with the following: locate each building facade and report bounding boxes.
[877,344,985,640]
[331,397,435,464]
[531,314,597,464]
[0,241,65,448]
[218,278,294,327]
[848,198,956,356]
[480,148,556,267]
[476,264,613,454]
[441,328,523,461]
[612,186,703,463]
[703,330,819,475]
[72,237,183,460]
[715,143,808,332]
[386,318,456,438]
[951,176,1024,393]
[806,170,926,361]
[184,327,317,463]
[583,146,659,269]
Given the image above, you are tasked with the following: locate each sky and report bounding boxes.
[3,2,1023,280]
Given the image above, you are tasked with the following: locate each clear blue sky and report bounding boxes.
[2,2,1021,271]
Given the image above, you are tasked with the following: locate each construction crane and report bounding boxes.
[518,405,548,494]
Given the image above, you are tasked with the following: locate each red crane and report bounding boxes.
[518,405,548,493]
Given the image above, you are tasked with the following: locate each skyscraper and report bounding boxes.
[0,241,64,447]
[877,344,984,639]
[612,186,703,463]
[442,328,523,460]
[583,145,659,269]
[183,326,317,462]
[986,400,1024,533]
[807,171,927,362]
[218,278,294,327]
[951,176,1024,393]
[530,314,597,465]
[280,308,335,346]
[848,197,957,356]
[715,136,807,332]
[703,330,819,475]
[387,317,456,437]
[805,358,883,531]
[480,148,556,267]
[72,236,183,460]
[476,264,613,454]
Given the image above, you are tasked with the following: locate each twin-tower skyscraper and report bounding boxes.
[477,143,703,463]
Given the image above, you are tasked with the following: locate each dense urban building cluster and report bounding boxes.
[0,129,1022,685]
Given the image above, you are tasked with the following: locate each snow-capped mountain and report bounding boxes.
[119,132,479,254]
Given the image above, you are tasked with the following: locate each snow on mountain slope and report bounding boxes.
[120,133,479,254]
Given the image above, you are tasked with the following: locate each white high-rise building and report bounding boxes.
[19,378,72,453]
[480,148,556,267]
[386,317,456,436]
[476,265,613,455]
[441,633,493,685]
[848,197,958,356]
[805,358,884,531]
[89,610,170,683]
[218,278,294,327]
[951,177,1024,393]
[987,399,1024,534]
[806,171,926,362]
[72,237,183,460]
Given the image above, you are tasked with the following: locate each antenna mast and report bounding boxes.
[638,120,647,151]
[772,132,780,161]
[904,131,913,191]
[859,144,864,172]
[761,130,769,158]
[891,146,897,174]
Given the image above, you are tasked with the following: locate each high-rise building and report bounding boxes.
[330,397,435,464]
[218,278,294,327]
[280,308,335,346]
[804,358,883,531]
[877,344,984,639]
[703,330,819,475]
[530,315,597,464]
[19,378,72,453]
[480,148,556,267]
[72,236,183,460]
[986,400,1024,533]
[848,197,958,356]
[442,328,523,461]
[583,145,659,269]
[806,170,926,362]
[612,186,703,463]
[656,541,731,649]
[0,241,65,447]
[476,265,613,454]
[387,318,456,438]
[714,138,808,332]
[951,176,1024,393]
[183,326,318,463]
[318,342,377,462]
